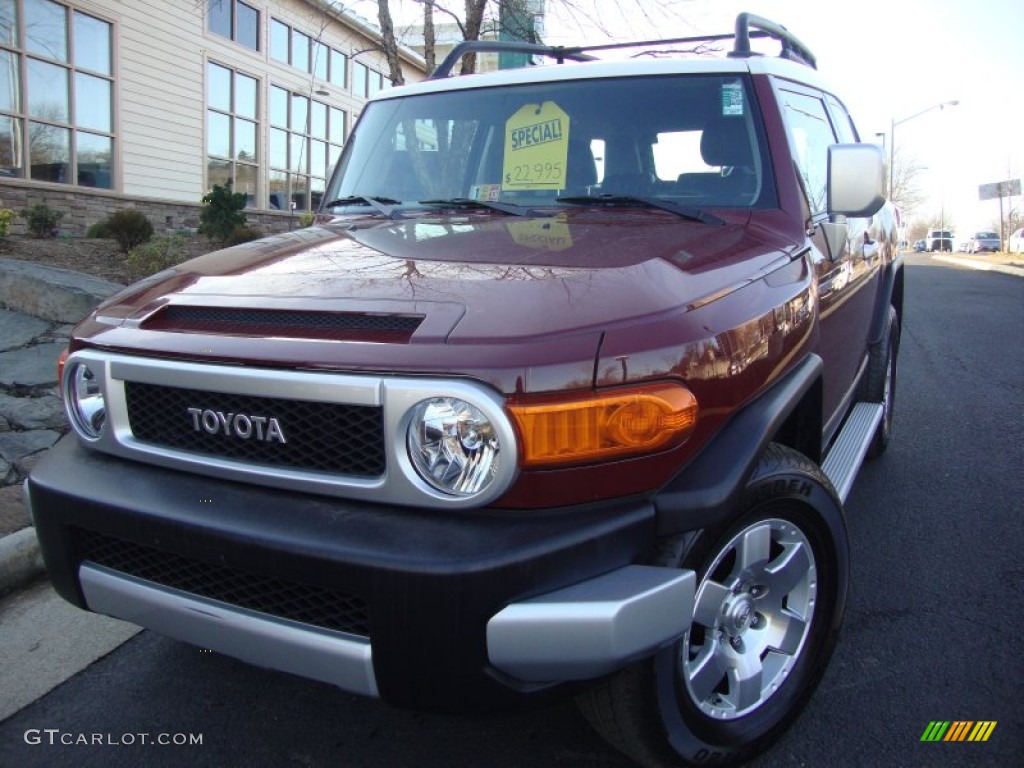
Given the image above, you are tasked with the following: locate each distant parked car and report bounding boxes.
[926,229,953,252]
[913,239,927,252]
[1009,228,1024,254]
[968,231,1000,253]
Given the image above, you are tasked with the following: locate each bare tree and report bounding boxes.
[379,0,699,78]
[423,1,437,73]
[888,145,927,217]
[376,0,406,84]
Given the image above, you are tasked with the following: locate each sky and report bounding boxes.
[360,0,1023,233]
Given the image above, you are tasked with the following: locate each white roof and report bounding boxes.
[371,54,835,101]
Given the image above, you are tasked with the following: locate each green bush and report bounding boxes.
[20,203,63,238]
[0,208,15,238]
[226,224,263,246]
[104,209,154,253]
[199,182,247,242]
[297,212,315,228]
[85,220,111,238]
[125,234,188,280]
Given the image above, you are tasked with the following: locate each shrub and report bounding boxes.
[125,234,188,280]
[104,209,154,253]
[226,224,263,246]
[20,203,63,238]
[297,212,315,228]
[0,208,15,238]
[86,220,111,238]
[199,182,247,242]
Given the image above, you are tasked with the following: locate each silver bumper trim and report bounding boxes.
[79,563,379,697]
[487,565,695,682]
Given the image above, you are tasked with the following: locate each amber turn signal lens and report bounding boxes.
[508,383,698,468]
[56,348,69,395]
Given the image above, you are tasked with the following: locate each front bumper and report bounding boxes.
[28,436,693,712]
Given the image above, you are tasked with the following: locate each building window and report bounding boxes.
[269,18,348,86]
[206,61,259,207]
[351,62,384,98]
[329,48,347,88]
[368,68,383,96]
[269,18,288,63]
[269,83,344,211]
[208,0,259,51]
[352,61,367,98]
[0,0,114,188]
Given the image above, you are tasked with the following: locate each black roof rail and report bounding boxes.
[730,13,816,69]
[429,12,816,79]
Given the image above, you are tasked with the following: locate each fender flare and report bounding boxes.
[653,353,823,535]
[868,254,904,345]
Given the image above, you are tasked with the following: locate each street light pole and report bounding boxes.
[888,99,959,203]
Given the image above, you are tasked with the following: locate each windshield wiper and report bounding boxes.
[321,195,402,219]
[556,194,725,225]
[418,198,553,218]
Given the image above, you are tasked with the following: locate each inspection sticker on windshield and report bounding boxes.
[503,102,570,190]
[721,82,744,116]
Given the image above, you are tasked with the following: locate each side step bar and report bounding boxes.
[821,402,883,502]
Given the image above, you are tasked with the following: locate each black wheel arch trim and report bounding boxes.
[868,255,904,345]
[654,353,823,536]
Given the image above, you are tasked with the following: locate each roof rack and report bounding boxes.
[429,12,816,80]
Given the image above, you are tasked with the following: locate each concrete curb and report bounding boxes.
[0,525,44,596]
[932,254,1024,278]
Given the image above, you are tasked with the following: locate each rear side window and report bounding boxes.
[779,88,837,214]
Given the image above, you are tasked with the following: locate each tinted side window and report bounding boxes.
[780,89,837,214]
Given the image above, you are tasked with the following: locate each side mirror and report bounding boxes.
[827,143,885,217]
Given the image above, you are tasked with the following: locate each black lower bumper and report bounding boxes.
[28,436,656,712]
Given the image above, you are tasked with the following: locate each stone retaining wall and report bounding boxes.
[0,180,303,237]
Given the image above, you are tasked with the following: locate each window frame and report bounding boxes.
[0,0,116,189]
[777,82,839,217]
[269,16,350,88]
[268,80,346,212]
[205,59,261,208]
[206,0,260,52]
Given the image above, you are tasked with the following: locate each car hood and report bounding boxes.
[79,209,800,392]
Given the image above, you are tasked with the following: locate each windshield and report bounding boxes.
[975,231,998,239]
[325,74,776,212]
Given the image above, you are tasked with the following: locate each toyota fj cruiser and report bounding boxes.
[27,14,901,767]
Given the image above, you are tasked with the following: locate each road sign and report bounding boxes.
[978,179,1021,201]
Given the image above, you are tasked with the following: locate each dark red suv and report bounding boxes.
[28,14,901,767]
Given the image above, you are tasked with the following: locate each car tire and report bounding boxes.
[577,444,849,768]
[860,306,899,458]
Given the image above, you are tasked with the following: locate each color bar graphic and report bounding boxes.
[920,721,996,742]
[920,721,949,741]
[967,721,997,742]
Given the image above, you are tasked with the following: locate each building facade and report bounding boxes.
[0,0,425,234]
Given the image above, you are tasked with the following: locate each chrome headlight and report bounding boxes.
[65,362,106,439]
[407,397,501,497]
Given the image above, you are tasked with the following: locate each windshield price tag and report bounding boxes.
[503,102,570,191]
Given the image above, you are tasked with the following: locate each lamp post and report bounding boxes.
[888,99,959,202]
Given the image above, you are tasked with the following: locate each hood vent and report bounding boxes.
[142,306,423,343]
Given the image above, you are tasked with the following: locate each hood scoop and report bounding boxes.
[141,305,424,343]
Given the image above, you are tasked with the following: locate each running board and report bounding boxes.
[821,402,883,503]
